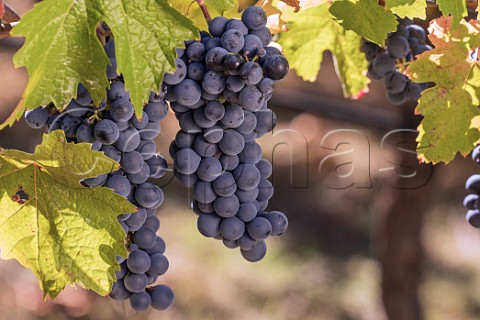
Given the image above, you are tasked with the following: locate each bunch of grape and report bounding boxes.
[363,19,432,105]
[165,6,289,262]
[24,39,174,312]
[464,146,480,227]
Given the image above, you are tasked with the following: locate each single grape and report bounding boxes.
[76,83,93,106]
[220,216,245,241]
[219,129,245,155]
[202,126,223,144]
[150,285,175,311]
[241,240,267,262]
[197,157,223,182]
[94,119,120,145]
[226,19,248,36]
[105,175,131,197]
[187,62,206,81]
[220,154,240,171]
[372,53,396,77]
[121,151,144,174]
[387,35,410,59]
[115,126,141,152]
[214,194,240,218]
[194,181,218,204]
[187,41,206,61]
[174,79,202,107]
[147,154,168,179]
[404,82,422,100]
[130,291,152,311]
[82,174,108,188]
[224,53,245,76]
[174,148,201,175]
[263,211,288,236]
[144,215,160,231]
[384,72,408,94]
[127,163,151,185]
[202,71,227,95]
[140,121,161,140]
[125,207,148,232]
[239,85,264,112]
[133,226,157,249]
[242,34,263,58]
[464,194,478,210]
[193,107,217,129]
[204,101,225,121]
[240,61,263,85]
[127,250,151,274]
[76,120,96,143]
[135,183,164,209]
[194,135,219,157]
[239,233,257,251]
[145,236,166,255]
[148,254,169,276]
[109,280,131,301]
[136,139,156,160]
[197,212,222,237]
[124,273,148,293]
[239,141,262,164]
[209,16,229,37]
[205,47,229,72]
[247,216,272,240]
[242,6,267,30]
[238,202,258,222]
[163,58,187,85]
[144,100,168,122]
[467,209,480,228]
[222,104,244,128]
[249,26,271,47]
[262,55,289,80]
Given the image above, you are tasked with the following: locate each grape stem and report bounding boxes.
[196,0,212,23]
[0,1,20,38]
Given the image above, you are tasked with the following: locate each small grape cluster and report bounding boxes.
[166,6,289,262]
[464,146,480,228]
[362,18,432,105]
[24,39,173,312]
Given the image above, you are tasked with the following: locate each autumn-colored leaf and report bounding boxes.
[406,17,480,164]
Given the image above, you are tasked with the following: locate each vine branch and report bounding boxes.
[196,0,212,23]
[0,1,20,38]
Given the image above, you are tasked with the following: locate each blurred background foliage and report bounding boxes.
[0,1,479,320]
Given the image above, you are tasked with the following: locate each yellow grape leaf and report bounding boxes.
[0,131,136,298]
[406,17,480,164]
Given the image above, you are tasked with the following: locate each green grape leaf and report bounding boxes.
[385,0,426,19]
[169,0,240,32]
[277,3,370,98]
[6,0,197,128]
[406,17,480,164]
[329,0,398,45]
[0,130,136,298]
[437,0,467,27]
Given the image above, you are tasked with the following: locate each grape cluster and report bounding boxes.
[24,39,174,312]
[166,6,288,262]
[363,19,432,105]
[464,146,480,228]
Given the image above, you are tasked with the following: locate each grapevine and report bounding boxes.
[0,0,480,318]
